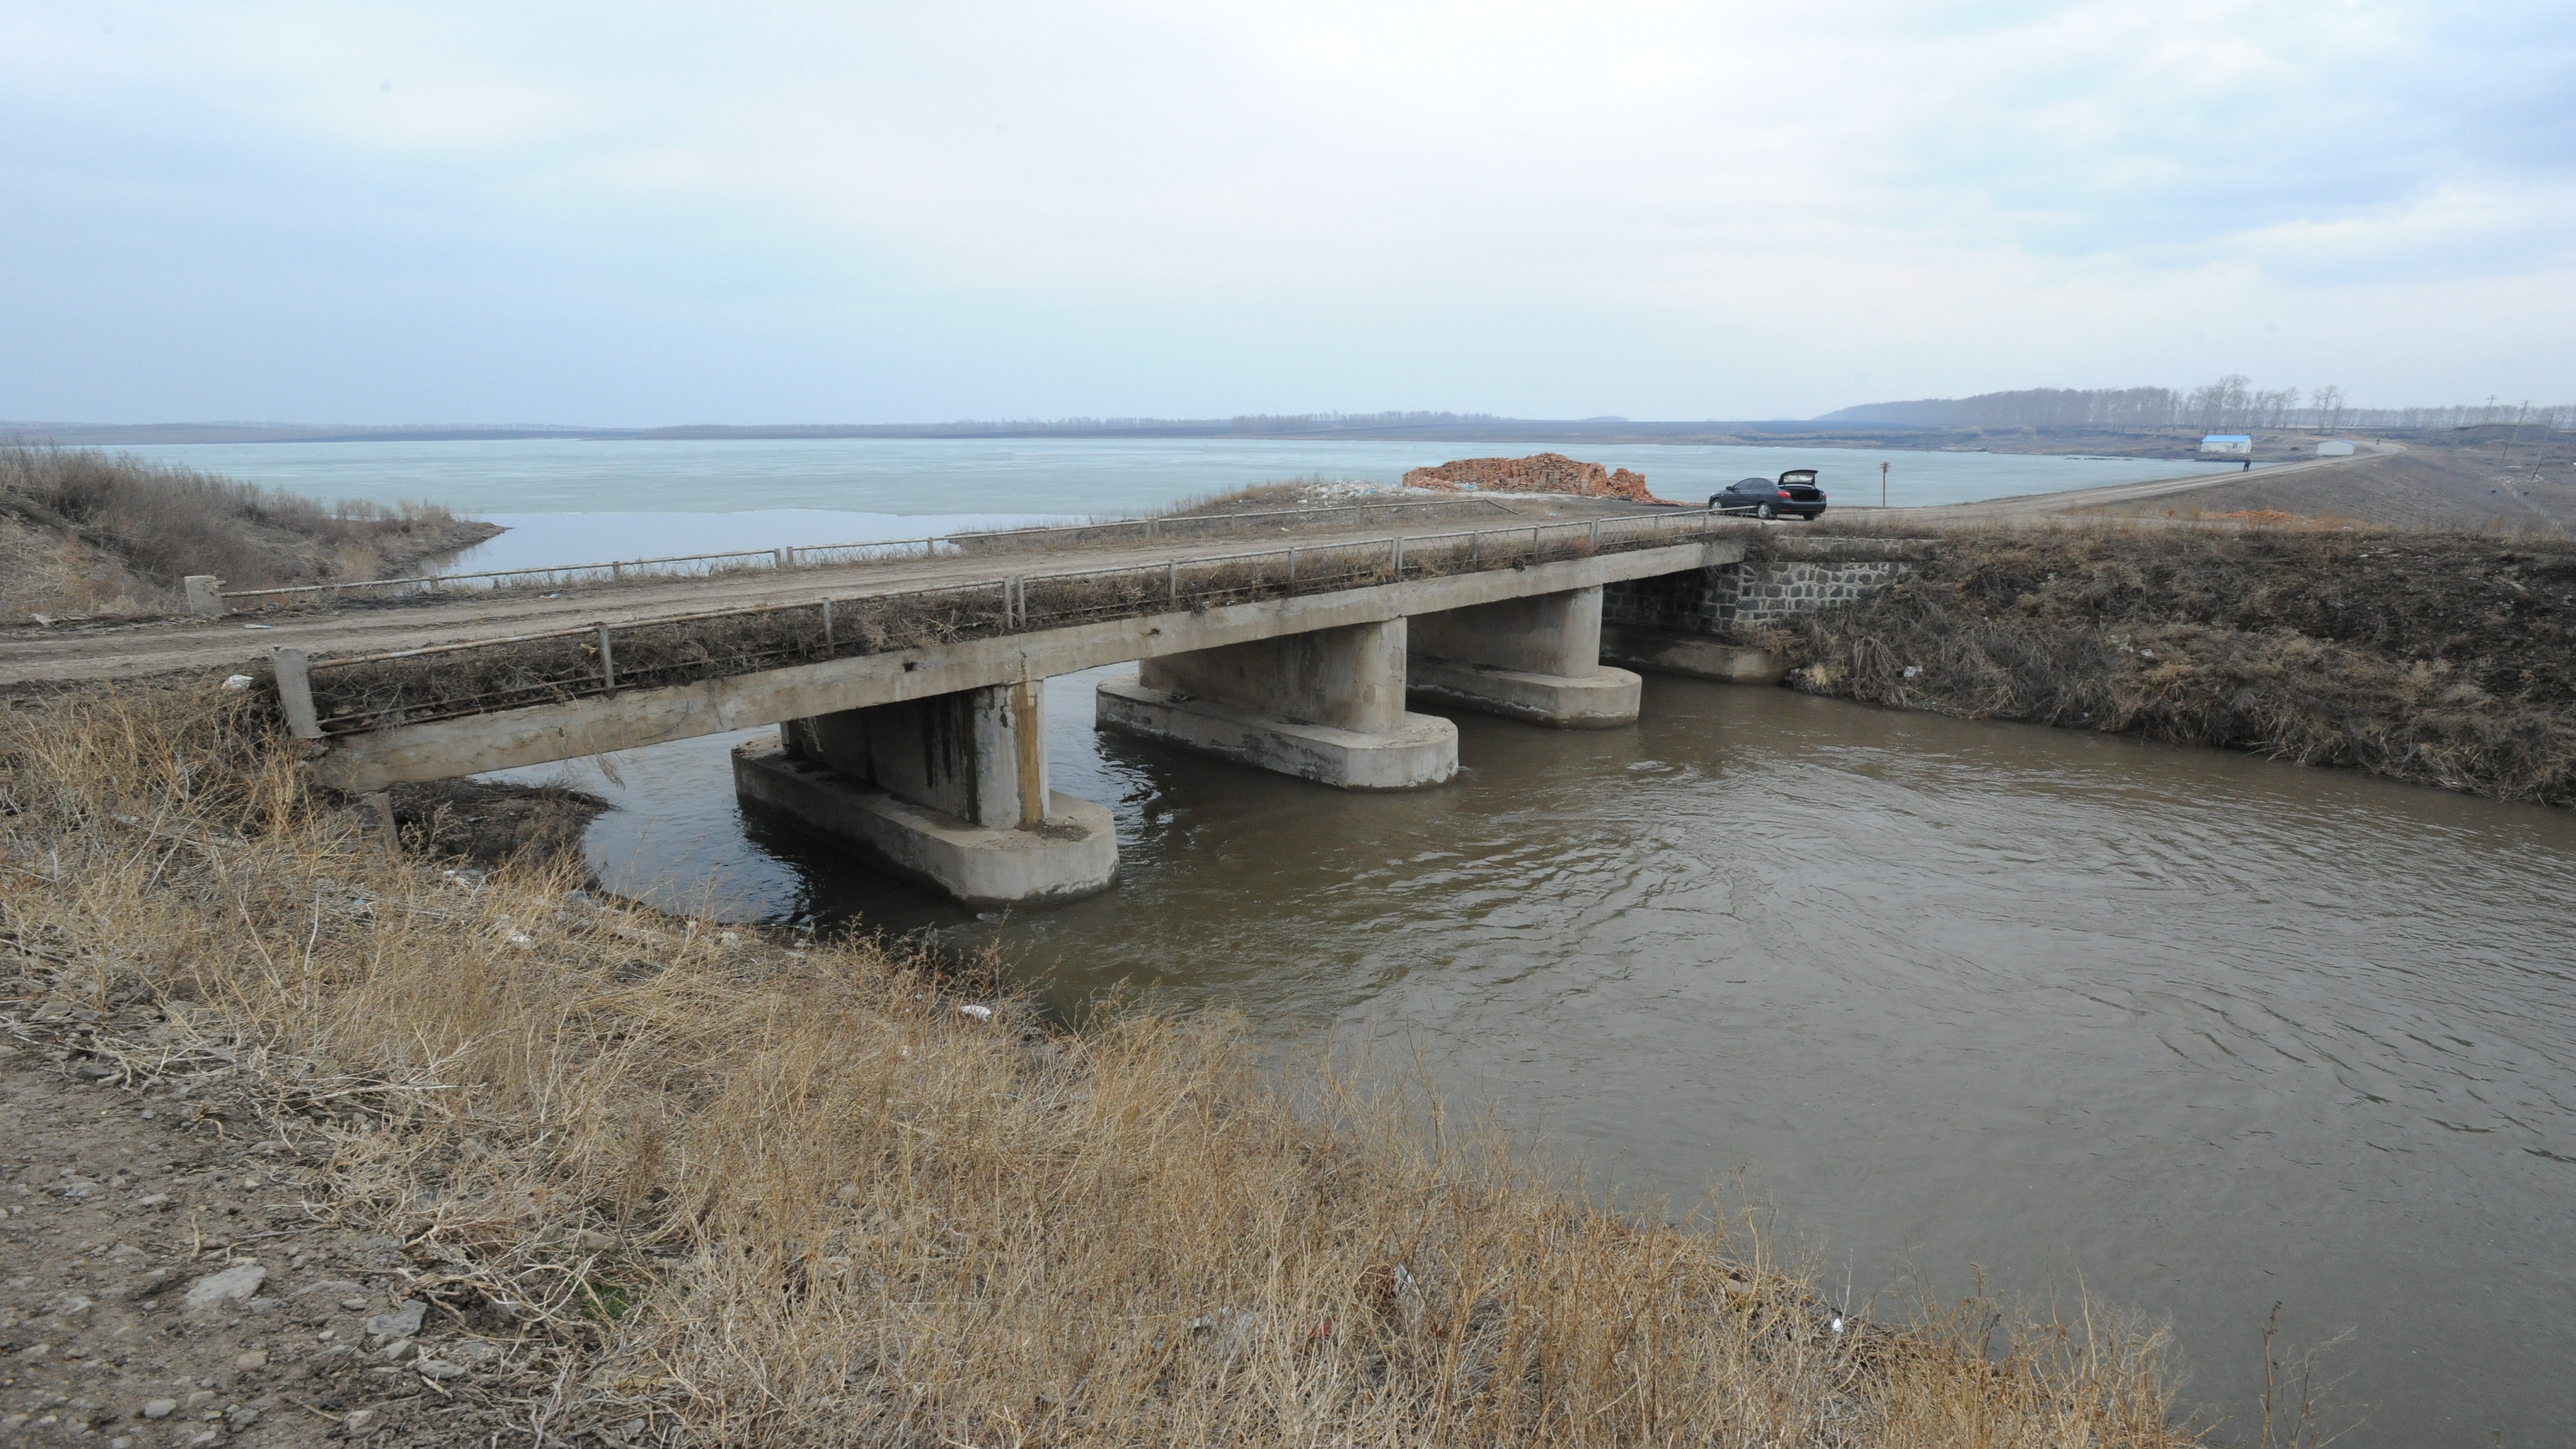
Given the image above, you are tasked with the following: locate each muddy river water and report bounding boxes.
[500,667,2576,1444]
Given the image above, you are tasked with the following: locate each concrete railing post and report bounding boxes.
[184,576,224,617]
[775,547,791,570]
[597,625,616,693]
[269,647,323,740]
[820,596,835,652]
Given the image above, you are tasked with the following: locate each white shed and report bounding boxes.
[2199,435,2253,455]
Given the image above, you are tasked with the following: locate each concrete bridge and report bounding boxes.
[29,503,1920,907]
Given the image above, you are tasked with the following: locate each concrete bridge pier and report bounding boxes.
[1405,586,1642,728]
[732,679,1117,907]
[1095,618,1458,788]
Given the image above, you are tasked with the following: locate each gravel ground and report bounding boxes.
[0,1003,529,1449]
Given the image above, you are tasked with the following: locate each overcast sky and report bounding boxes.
[5,1,2570,424]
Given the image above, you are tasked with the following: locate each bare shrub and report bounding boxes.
[0,444,494,612]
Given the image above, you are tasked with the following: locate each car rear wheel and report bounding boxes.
[1756,502,1777,520]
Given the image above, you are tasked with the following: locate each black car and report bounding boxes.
[1709,469,1826,520]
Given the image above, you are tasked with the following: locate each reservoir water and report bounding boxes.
[111,435,2238,519]
[131,439,2566,1443]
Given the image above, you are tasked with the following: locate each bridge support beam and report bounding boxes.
[1405,586,1642,728]
[732,679,1116,907]
[1095,618,1457,789]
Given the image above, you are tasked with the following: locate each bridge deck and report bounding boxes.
[303,526,1748,792]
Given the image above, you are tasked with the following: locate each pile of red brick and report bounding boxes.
[1401,452,1663,502]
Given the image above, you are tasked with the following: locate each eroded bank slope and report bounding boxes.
[1770,525,2576,805]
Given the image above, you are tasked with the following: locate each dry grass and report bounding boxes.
[0,444,495,615]
[1763,521,2576,805]
[0,683,2206,1446]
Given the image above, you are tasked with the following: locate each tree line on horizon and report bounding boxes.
[1821,381,2576,434]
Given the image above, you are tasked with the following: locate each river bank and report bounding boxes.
[0,684,2204,1447]
[1769,521,2576,806]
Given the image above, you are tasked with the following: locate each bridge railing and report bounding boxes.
[287,507,1729,737]
[206,497,1523,613]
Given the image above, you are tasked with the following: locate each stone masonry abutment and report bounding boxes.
[1603,538,1927,684]
[1405,585,1642,728]
[1095,618,1458,789]
[733,680,1117,907]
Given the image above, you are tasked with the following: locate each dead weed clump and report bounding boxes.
[1767,524,2576,804]
[1,685,2203,1446]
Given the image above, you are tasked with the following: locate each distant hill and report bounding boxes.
[1817,388,2190,430]
[1824,384,2575,435]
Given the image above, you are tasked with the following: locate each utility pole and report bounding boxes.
[2502,400,2534,469]
[1880,460,1889,508]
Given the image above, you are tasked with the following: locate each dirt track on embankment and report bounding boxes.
[1828,440,2403,521]
[0,500,1651,689]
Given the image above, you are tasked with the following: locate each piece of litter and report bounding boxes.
[243,623,273,630]
[1901,665,1921,679]
[220,674,254,690]
[956,1003,994,1022]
